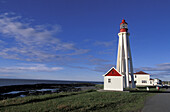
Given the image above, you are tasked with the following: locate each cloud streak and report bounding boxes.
[135,63,170,72]
[135,63,170,80]
[0,63,63,73]
[0,13,89,63]
[0,12,115,75]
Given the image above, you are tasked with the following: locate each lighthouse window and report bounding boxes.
[108,79,111,83]
[120,24,128,29]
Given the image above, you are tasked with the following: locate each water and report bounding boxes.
[1,89,59,95]
[0,79,103,99]
[0,78,103,87]
[1,91,25,95]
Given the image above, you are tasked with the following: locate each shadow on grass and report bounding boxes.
[0,90,95,108]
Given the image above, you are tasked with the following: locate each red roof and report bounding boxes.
[104,67,122,76]
[134,71,149,74]
[120,19,128,25]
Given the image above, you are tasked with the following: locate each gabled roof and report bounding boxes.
[103,67,122,77]
[134,71,149,75]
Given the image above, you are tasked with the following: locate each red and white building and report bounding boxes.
[103,67,123,91]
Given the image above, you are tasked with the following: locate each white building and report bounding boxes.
[103,67,123,91]
[131,71,162,86]
[150,78,154,86]
[133,71,151,86]
[153,78,162,86]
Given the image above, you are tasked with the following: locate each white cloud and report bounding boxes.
[88,56,110,65]
[67,49,89,55]
[0,13,89,63]
[134,63,170,80]
[0,63,63,73]
[0,13,114,74]
[135,63,170,72]
[0,74,11,77]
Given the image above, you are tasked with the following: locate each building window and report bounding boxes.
[108,79,111,83]
[135,75,137,78]
[150,81,152,84]
[142,80,147,83]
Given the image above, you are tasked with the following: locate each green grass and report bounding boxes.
[95,84,103,89]
[0,90,153,112]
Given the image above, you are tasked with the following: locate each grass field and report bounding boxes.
[0,89,154,112]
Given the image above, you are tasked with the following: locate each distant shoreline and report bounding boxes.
[0,78,103,87]
[0,83,98,100]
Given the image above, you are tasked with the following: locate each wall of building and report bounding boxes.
[104,76,123,91]
[150,80,154,86]
[129,74,161,86]
[134,74,151,86]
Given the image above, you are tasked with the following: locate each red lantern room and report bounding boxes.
[120,19,128,32]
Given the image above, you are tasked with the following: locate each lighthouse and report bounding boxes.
[116,19,135,88]
[103,19,135,91]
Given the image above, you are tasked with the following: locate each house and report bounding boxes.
[103,67,123,91]
[133,71,152,86]
[132,71,162,86]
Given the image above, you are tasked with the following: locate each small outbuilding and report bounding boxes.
[103,67,123,91]
[153,78,162,86]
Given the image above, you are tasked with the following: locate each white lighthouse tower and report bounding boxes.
[103,19,135,91]
[116,19,135,88]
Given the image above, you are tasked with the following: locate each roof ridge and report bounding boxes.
[134,71,149,74]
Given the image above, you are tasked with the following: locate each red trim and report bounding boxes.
[105,68,122,76]
[120,28,127,32]
[134,71,149,74]
[120,19,128,25]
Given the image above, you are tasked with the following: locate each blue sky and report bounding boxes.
[0,0,170,81]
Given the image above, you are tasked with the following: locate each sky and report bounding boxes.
[0,0,170,81]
